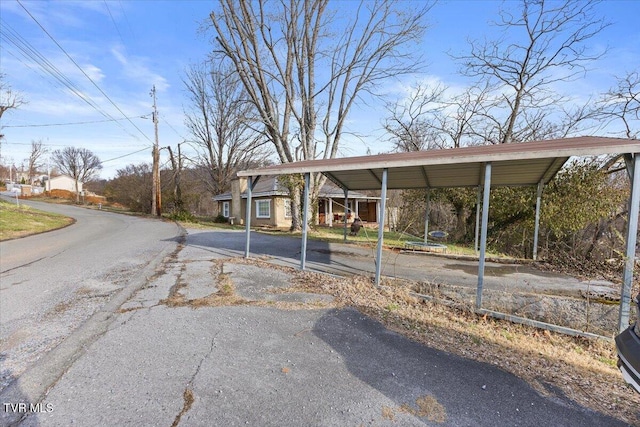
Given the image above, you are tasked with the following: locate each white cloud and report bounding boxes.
[111,46,169,92]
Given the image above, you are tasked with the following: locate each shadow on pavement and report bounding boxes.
[182,231,375,276]
[312,308,627,426]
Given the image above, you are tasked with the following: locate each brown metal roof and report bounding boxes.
[237,137,640,190]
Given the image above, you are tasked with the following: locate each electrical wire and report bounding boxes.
[15,1,154,144]
[101,146,151,163]
[103,0,126,47]
[0,19,146,144]
[4,115,148,128]
[161,117,186,139]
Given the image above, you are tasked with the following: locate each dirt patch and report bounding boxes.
[399,395,447,423]
[171,388,194,427]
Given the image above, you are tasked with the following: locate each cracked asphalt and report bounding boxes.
[4,227,628,426]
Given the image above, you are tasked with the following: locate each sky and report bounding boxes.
[0,0,638,180]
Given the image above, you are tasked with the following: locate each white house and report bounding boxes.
[45,175,83,193]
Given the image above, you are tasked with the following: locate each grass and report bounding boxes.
[0,198,74,241]
[249,224,509,259]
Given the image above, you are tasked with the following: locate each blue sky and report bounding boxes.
[1,0,638,179]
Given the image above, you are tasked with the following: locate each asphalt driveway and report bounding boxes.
[187,228,619,299]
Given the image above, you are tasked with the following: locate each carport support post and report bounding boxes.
[375,168,388,286]
[619,154,640,332]
[301,172,310,270]
[476,163,492,309]
[533,180,544,261]
[423,189,430,243]
[244,176,254,258]
[475,186,481,255]
[343,189,349,241]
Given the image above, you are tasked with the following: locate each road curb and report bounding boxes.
[0,223,185,426]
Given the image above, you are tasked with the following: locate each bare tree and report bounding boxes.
[0,74,26,120]
[167,144,185,215]
[51,147,102,203]
[385,82,500,152]
[209,0,431,229]
[26,140,46,184]
[105,163,153,213]
[384,83,446,152]
[183,62,270,197]
[597,70,639,140]
[0,74,26,145]
[455,0,607,144]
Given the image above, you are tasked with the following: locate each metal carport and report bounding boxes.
[237,136,640,334]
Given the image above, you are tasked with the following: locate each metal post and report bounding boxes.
[474,186,481,255]
[244,176,253,258]
[533,180,544,261]
[375,168,388,286]
[619,154,640,332]
[477,163,492,309]
[301,173,310,270]
[343,189,349,241]
[424,189,430,244]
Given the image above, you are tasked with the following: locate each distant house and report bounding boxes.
[213,175,381,228]
[45,175,83,193]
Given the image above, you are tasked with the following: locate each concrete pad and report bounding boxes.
[181,260,218,300]
[119,263,181,310]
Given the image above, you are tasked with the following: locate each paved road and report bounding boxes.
[0,199,180,392]
[8,227,628,426]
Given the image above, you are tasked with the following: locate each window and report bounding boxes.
[256,200,271,218]
[284,199,292,218]
[222,201,230,218]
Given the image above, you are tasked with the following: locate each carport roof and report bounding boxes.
[238,136,640,190]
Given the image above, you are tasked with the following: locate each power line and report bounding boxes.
[4,115,149,128]
[0,19,144,142]
[103,0,126,46]
[101,146,151,163]
[0,20,110,119]
[160,117,186,139]
[15,0,154,144]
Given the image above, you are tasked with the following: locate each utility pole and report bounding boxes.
[151,86,161,216]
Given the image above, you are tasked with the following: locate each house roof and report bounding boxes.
[213,175,378,201]
[236,137,640,190]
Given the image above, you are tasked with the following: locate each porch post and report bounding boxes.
[244,176,253,258]
[619,154,640,332]
[328,198,333,227]
[477,163,492,309]
[475,186,481,255]
[343,189,349,241]
[301,172,310,270]
[375,168,389,286]
[532,180,544,261]
[355,199,359,219]
[424,189,431,243]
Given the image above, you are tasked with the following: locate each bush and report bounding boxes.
[213,214,228,223]
[168,210,195,222]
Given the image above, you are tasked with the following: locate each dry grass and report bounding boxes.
[399,395,447,423]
